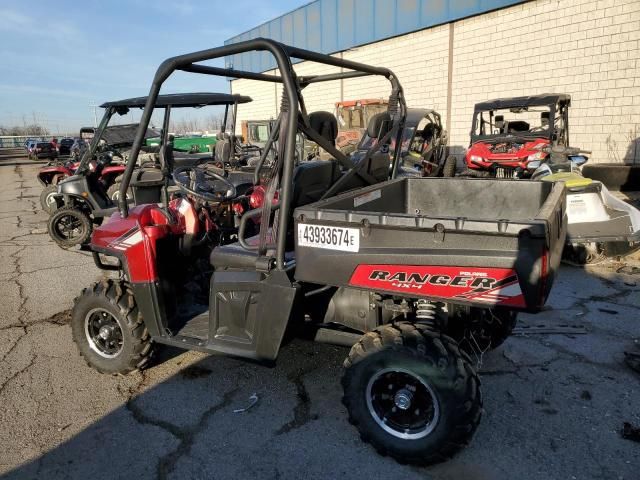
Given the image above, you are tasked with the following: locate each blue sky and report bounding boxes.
[0,0,304,133]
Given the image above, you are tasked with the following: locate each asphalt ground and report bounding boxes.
[0,148,639,480]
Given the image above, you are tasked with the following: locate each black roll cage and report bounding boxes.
[117,38,406,271]
[77,93,252,175]
[470,98,570,146]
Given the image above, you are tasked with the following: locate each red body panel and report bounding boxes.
[91,204,183,283]
[100,165,126,184]
[349,264,526,308]
[465,137,549,170]
[37,164,77,185]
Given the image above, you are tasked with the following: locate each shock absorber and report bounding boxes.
[415,299,437,324]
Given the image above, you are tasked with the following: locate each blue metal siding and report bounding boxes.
[224,0,526,71]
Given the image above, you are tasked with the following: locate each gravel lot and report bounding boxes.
[0,149,639,480]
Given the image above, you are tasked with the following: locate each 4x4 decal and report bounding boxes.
[349,264,525,307]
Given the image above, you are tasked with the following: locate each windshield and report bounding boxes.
[473,106,553,139]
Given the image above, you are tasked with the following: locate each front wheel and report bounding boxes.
[72,280,153,374]
[40,185,60,214]
[342,322,482,465]
[47,206,92,248]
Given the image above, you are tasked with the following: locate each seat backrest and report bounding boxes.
[507,120,530,133]
[358,111,392,182]
[540,111,550,128]
[494,115,504,133]
[291,160,341,208]
[307,111,338,147]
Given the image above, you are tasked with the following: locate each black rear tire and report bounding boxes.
[106,182,132,202]
[47,206,92,248]
[40,185,59,214]
[441,155,457,177]
[342,322,482,465]
[72,280,153,374]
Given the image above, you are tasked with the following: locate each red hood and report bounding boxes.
[465,138,549,169]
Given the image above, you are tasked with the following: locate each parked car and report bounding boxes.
[25,140,38,156]
[58,138,74,156]
[24,139,38,151]
[29,142,57,160]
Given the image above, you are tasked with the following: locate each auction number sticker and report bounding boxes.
[298,223,360,252]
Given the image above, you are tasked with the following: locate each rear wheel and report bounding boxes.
[106,182,132,202]
[47,206,92,248]
[441,155,457,177]
[40,185,59,214]
[342,322,482,465]
[72,280,153,374]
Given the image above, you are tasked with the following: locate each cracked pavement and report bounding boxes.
[0,149,639,480]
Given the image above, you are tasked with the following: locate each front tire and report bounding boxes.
[47,206,92,248]
[72,280,153,374]
[40,185,59,214]
[342,322,482,465]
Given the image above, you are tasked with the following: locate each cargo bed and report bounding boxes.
[294,177,567,312]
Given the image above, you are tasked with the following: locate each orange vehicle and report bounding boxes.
[335,98,388,154]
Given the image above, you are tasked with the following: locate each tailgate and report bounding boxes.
[294,178,567,312]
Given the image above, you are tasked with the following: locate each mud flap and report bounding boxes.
[208,270,297,361]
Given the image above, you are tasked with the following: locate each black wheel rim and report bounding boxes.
[84,308,124,358]
[54,213,84,240]
[366,368,440,440]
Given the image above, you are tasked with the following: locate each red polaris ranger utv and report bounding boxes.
[70,40,567,465]
[464,94,571,178]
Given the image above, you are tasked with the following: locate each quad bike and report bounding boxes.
[37,153,126,214]
[69,39,567,465]
[47,92,253,249]
[463,94,571,179]
[529,145,640,262]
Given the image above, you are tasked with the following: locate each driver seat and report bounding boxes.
[210,111,341,270]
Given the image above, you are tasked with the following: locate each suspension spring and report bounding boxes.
[415,299,437,323]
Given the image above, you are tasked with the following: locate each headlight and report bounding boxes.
[527,152,545,161]
[469,155,484,163]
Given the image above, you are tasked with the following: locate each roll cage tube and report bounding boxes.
[117,38,405,270]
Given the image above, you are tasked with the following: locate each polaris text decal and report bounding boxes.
[349,264,525,307]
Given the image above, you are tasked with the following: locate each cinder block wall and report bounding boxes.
[231,0,640,163]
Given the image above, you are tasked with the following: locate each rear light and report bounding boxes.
[232,203,244,216]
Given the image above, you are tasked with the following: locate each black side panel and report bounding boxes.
[208,270,297,361]
[131,282,165,338]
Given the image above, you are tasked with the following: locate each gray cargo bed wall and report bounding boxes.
[293,177,567,312]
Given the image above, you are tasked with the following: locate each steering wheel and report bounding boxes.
[172,165,237,202]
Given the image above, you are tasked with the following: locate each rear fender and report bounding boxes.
[37,166,72,186]
[100,165,127,187]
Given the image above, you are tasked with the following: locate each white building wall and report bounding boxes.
[231,0,640,163]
